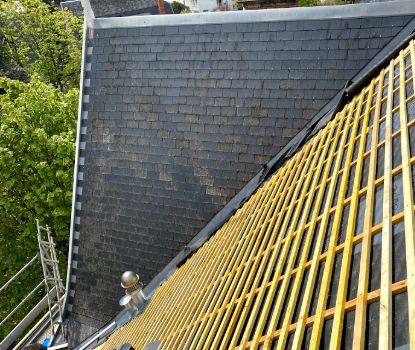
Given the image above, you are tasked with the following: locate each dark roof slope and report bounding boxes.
[80,36,415,350]
[66,1,415,345]
[87,0,161,17]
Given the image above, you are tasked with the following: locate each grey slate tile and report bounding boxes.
[69,13,414,343]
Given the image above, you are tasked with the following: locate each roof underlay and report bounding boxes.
[89,37,415,350]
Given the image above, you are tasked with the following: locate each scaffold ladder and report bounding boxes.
[36,220,65,336]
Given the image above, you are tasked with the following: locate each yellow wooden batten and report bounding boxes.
[96,39,415,350]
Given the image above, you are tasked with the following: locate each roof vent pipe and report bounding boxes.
[119,271,146,313]
[119,294,137,314]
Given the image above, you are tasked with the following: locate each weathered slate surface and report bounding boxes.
[88,0,158,17]
[67,13,413,343]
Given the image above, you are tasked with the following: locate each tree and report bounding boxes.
[0,78,78,340]
[299,0,320,6]
[232,0,243,10]
[171,1,191,13]
[0,0,82,92]
[298,0,347,5]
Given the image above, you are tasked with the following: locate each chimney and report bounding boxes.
[156,0,166,14]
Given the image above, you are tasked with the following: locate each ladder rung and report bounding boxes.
[45,279,63,284]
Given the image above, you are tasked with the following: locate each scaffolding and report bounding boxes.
[0,221,66,350]
[36,220,65,337]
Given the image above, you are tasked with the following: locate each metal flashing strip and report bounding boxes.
[80,0,95,28]
[93,0,415,29]
[63,19,90,316]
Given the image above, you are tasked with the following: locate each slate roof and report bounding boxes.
[65,0,415,345]
[86,0,170,17]
[61,0,84,16]
[80,36,415,350]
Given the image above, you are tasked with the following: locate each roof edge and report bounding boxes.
[92,0,415,29]
[63,19,88,317]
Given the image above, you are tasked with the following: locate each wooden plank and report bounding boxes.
[402,44,415,349]
[183,149,304,349]
[158,196,259,347]
[150,207,407,344]
[215,132,323,349]
[378,62,394,350]
[197,140,316,350]
[352,70,384,350]
[167,181,274,348]
[156,179,266,347]
[276,110,350,349]
[157,241,225,346]
[308,91,364,349]
[235,122,335,350]
[150,215,235,345]
[329,80,375,349]
[273,116,345,350]
[236,279,408,350]
[291,98,358,349]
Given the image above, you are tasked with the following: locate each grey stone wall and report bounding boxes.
[88,0,158,17]
[67,13,413,343]
[61,0,84,16]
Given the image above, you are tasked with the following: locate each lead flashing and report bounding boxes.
[93,0,415,29]
[63,19,88,316]
[81,0,95,28]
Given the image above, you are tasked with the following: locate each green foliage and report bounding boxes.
[0,78,78,340]
[298,0,348,5]
[0,0,81,340]
[232,0,243,10]
[171,1,191,13]
[298,0,320,6]
[0,0,83,91]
